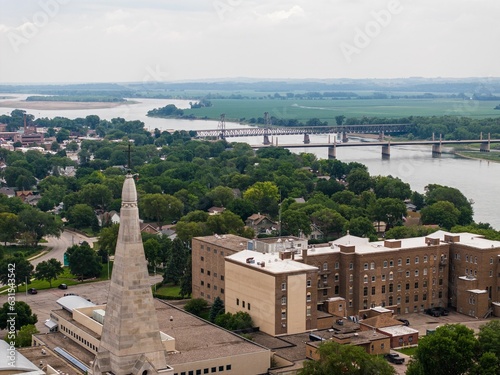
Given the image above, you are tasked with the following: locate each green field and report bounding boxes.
[180,98,500,123]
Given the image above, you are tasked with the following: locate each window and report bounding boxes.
[307,279,311,287]
[349,263,354,270]
[306,293,311,302]
[221,251,224,256]
[364,263,369,270]
[415,270,419,277]
[364,275,368,283]
[397,296,401,304]
[363,287,368,296]
[281,296,287,305]
[423,280,427,288]
[349,274,353,282]
[201,256,204,261]
[383,261,388,268]
[211,367,216,373]
[236,298,239,306]
[281,283,286,291]
[397,284,401,291]
[382,285,386,293]
[371,276,376,282]
[406,283,410,290]
[438,291,443,298]
[281,311,286,320]
[406,271,410,278]
[201,281,204,286]
[207,270,211,276]
[214,272,217,278]
[406,257,410,265]
[423,293,427,301]
[306,306,311,316]
[423,268,428,276]
[334,273,339,282]
[389,296,393,305]
[389,283,393,292]
[221,275,224,281]
[382,274,386,281]
[424,255,428,263]
[398,259,402,266]
[490,258,494,264]
[414,282,418,289]
[204,369,209,374]
[200,245,204,250]
[370,262,375,270]
[389,272,393,280]
[207,247,211,252]
[390,260,394,267]
[371,286,376,295]
[242,301,245,308]
[405,295,410,303]
[335,262,339,269]
[414,294,418,302]
[335,285,339,294]
[466,255,469,262]
[201,268,204,274]
[439,278,443,285]
[323,263,328,271]
[415,256,419,264]
[207,283,211,289]
[221,288,224,294]
[219,366,224,372]
[226,365,231,371]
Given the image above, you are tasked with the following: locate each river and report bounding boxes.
[1,95,499,229]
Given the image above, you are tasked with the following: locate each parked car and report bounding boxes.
[58,283,68,290]
[385,353,405,365]
[434,307,449,316]
[27,288,37,294]
[398,318,410,326]
[425,308,441,317]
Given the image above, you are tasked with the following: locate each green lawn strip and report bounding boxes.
[154,284,181,298]
[396,346,417,357]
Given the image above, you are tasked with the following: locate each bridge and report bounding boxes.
[195,123,413,144]
[250,133,499,160]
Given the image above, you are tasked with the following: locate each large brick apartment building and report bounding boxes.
[192,231,500,336]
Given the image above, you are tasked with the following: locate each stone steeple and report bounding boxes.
[91,174,170,375]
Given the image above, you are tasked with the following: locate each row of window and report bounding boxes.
[319,255,441,272]
[173,364,232,375]
[200,281,225,294]
[455,253,495,265]
[60,324,98,352]
[200,268,225,281]
[236,298,251,311]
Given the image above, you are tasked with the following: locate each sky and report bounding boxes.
[0,0,499,83]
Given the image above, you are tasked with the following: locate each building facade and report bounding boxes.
[192,230,500,335]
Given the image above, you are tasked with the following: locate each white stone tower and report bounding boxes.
[91,174,170,375]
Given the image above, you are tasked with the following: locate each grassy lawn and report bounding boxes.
[1,245,44,259]
[154,283,182,298]
[397,346,418,357]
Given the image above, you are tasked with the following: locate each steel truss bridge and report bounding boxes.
[195,123,412,139]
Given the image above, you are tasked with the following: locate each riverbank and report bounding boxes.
[0,100,135,110]
[454,151,500,163]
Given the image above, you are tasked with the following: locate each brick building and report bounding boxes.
[192,230,500,335]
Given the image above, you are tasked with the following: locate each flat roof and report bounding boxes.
[57,295,96,312]
[193,234,249,251]
[378,325,419,336]
[226,250,318,274]
[0,339,42,373]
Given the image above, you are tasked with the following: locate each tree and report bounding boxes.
[184,298,208,316]
[14,324,39,347]
[34,258,64,287]
[214,311,253,331]
[281,210,312,237]
[66,244,102,281]
[98,224,119,256]
[425,184,473,225]
[311,208,347,238]
[298,341,395,375]
[206,210,246,235]
[139,193,184,229]
[179,255,192,298]
[346,168,372,195]
[406,324,477,375]
[67,203,99,230]
[18,207,63,246]
[335,115,346,125]
[206,186,235,207]
[369,197,407,230]
[209,296,225,322]
[0,301,38,331]
[164,238,188,285]
[80,183,113,211]
[0,257,33,291]
[144,238,160,268]
[373,175,411,200]
[345,217,377,240]
[477,320,500,359]
[0,212,20,245]
[421,201,461,230]
[243,181,280,214]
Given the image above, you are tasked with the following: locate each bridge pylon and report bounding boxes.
[480,133,491,152]
[304,134,310,144]
[217,114,226,140]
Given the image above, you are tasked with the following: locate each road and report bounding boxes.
[30,230,98,267]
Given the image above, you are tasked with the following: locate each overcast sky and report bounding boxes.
[0,0,499,83]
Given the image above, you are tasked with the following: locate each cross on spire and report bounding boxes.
[124,142,135,171]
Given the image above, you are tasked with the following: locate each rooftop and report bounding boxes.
[378,325,419,336]
[193,234,249,251]
[226,250,318,274]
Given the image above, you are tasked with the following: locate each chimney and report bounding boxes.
[302,248,308,262]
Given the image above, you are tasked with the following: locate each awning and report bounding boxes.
[45,319,58,330]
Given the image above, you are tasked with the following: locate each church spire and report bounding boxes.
[91,173,169,375]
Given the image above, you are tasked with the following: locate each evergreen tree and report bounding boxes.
[164,238,187,285]
[179,255,192,298]
[209,296,225,322]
